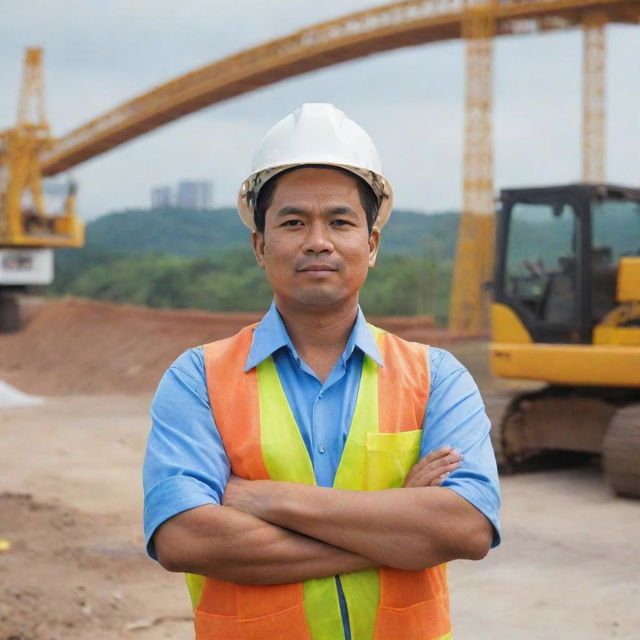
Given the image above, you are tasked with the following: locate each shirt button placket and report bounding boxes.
[313,389,330,482]
[316,393,326,454]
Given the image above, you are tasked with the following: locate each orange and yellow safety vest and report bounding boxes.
[186,323,451,640]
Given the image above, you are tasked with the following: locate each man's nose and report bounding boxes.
[302,222,333,254]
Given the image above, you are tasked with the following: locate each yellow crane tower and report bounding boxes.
[0,48,83,248]
[0,48,84,331]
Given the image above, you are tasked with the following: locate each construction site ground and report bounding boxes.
[1,298,638,639]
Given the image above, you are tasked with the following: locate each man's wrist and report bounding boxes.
[251,479,286,521]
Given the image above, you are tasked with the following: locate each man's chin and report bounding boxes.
[290,288,346,308]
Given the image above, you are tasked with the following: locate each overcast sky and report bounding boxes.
[1,1,638,220]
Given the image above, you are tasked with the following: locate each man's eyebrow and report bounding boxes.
[328,206,358,216]
[274,206,306,217]
[273,205,359,217]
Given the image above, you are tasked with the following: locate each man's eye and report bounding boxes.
[281,219,302,227]
[332,219,352,226]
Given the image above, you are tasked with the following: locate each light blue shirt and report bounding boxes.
[143,302,501,561]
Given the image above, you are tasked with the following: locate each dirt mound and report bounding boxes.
[0,298,263,395]
[0,298,462,396]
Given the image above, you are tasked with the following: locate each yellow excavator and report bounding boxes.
[0,49,84,331]
[487,183,640,497]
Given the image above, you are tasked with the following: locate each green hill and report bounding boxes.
[81,207,248,257]
[51,206,460,321]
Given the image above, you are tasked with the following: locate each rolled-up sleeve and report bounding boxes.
[421,347,502,547]
[143,347,230,559]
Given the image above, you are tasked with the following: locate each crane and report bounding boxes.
[0,48,83,331]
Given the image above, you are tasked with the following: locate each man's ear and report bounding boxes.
[368,227,381,268]
[252,231,266,269]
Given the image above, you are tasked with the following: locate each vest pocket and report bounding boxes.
[195,603,311,640]
[375,595,451,640]
[365,430,422,491]
[195,581,313,640]
[195,611,242,640]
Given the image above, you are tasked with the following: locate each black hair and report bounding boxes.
[253,165,379,234]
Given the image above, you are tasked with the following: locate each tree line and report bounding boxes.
[50,207,459,324]
[51,247,454,323]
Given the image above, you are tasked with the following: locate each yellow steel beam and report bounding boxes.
[1,50,84,249]
[17,48,48,129]
[582,11,607,183]
[449,13,495,335]
[39,0,638,176]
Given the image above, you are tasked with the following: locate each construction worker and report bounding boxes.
[143,103,501,639]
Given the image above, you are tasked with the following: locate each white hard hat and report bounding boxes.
[237,103,393,231]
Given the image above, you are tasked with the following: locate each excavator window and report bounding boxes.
[591,198,640,323]
[505,200,578,328]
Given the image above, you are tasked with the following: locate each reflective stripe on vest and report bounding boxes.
[190,323,451,640]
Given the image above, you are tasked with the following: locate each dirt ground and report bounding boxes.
[1,300,639,639]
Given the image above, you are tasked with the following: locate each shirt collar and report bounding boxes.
[244,301,383,372]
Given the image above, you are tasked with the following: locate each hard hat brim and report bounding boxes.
[237,162,393,232]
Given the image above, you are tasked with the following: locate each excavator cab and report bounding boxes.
[493,183,640,346]
[488,184,640,497]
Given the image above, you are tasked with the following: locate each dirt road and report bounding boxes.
[1,393,638,640]
[1,300,638,639]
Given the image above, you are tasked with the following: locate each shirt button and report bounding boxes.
[318,445,326,454]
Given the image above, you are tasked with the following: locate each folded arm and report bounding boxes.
[153,447,461,582]
[223,470,492,571]
[153,503,377,585]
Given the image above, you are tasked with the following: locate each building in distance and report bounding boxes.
[150,181,214,210]
[176,181,213,210]
[151,186,172,209]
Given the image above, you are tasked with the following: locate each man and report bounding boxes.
[143,103,501,640]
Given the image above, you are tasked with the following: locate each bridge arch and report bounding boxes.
[40,0,638,176]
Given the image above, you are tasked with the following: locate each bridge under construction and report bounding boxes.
[1,0,638,332]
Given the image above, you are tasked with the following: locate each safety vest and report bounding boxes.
[188,323,451,640]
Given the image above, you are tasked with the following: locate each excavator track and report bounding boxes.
[486,388,640,498]
[485,389,616,472]
[603,404,640,498]
[483,393,515,472]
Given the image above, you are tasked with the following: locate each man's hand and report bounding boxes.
[222,446,463,519]
[222,474,266,515]
[403,446,463,488]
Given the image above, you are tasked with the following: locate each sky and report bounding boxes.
[1,1,639,221]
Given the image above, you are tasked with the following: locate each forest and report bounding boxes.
[52,206,459,323]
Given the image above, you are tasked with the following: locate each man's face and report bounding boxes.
[252,167,380,311]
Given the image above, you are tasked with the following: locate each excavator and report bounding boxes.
[487,183,640,498]
[0,49,84,332]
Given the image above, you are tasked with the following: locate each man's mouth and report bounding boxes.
[297,264,338,272]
